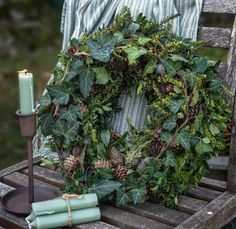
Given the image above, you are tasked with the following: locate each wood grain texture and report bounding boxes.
[202,0,236,14]
[200,177,226,192]
[0,182,15,199]
[177,195,208,215]
[121,202,189,227]
[0,157,40,180]
[75,221,120,229]
[2,172,59,192]
[198,27,231,48]
[176,192,236,229]
[23,165,66,188]
[188,186,222,202]
[101,205,173,229]
[225,16,236,91]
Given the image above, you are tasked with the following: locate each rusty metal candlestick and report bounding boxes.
[17,110,36,203]
[1,110,58,217]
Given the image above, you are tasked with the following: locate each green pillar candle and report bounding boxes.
[31,194,98,217]
[18,71,34,115]
[30,207,101,229]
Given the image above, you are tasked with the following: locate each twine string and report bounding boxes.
[62,194,84,226]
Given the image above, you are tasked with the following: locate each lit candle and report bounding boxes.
[18,69,34,115]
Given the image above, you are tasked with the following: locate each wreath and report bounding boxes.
[38,8,231,207]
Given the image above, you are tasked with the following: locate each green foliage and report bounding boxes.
[38,8,231,207]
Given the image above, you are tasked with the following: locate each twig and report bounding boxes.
[74,51,90,57]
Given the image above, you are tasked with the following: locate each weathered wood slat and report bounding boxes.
[225,16,236,92]
[200,177,226,192]
[23,165,66,188]
[0,157,40,180]
[101,205,173,229]
[121,202,189,227]
[202,0,236,14]
[177,195,208,215]
[74,221,120,229]
[188,186,222,202]
[2,172,59,192]
[0,182,15,199]
[0,183,27,229]
[198,27,231,48]
[176,192,236,229]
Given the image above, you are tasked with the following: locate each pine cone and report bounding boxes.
[148,138,165,156]
[94,160,112,169]
[78,103,89,112]
[146,183,159,200]
[67,46,77,56]
[133,64,143,76]
[64,155,79,174]
[110,131,120,142]
[115,165,128,181]
[188,104,204,120]
[108,56,128,72]
[109,147,124,166]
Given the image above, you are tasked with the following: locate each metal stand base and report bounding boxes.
[2,187,58,216]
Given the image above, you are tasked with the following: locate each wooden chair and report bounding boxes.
[0,0,236,228]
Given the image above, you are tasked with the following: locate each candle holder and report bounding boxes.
[1,110,58,217]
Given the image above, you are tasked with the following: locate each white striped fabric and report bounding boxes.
[61,0,203,134]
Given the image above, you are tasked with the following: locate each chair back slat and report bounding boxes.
[198,27,231,48]
[202,0,236,14]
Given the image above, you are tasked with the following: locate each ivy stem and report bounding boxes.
[156,74,192,160]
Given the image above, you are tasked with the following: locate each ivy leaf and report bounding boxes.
[163,151,177,168]
[138,36,151,45]
[181,70,196,89]
[190,88,199,106]
[78,66,95,98]
[97,168,114,180]
[93,66,111,85]
[130,187,146,204]
[39,113,54,136]
[194,112,204,130]
[88,179,121,199]
[202,137,211,144]
[170,54,189,63]
[39,93,51,108]
[194,57,208,74]
[125,46,147,61]
[170,99,184,113]
[143,58,157,76]
[195,140,213,153]
[177,129,191,150]
[163,115,177,131]
[47,85,70,105]
[160,59,176,77]
[60,105,81,123]
[210,123,220,136]
[96,143,106,158]
[160,131,172,142]
[64,71,77,81]
[88,35,117,63]
[116,189,131,206]
[71,57,83,71]
[101,130,111,146]
[114,31,123,43]
[53,120,80,145]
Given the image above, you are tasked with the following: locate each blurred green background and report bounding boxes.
[0,1,234,169]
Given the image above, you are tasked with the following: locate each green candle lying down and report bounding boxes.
[30,207,101,229]
[27,193,98,220]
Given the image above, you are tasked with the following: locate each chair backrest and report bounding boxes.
[198,0,236,192]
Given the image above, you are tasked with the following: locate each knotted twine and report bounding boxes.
[62,194,84,227]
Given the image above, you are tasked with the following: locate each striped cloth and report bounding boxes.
[61,0,203,134]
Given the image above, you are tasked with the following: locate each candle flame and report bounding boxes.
[18,69,28,74]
